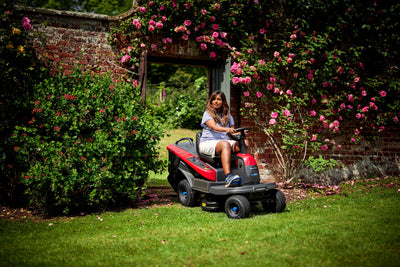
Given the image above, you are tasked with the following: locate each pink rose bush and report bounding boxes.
[110,0,400,183]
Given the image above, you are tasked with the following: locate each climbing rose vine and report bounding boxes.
[111,0,400,182]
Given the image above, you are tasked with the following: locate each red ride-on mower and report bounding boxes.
[167,127,286,219]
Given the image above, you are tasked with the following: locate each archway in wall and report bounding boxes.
[146,61,208,130]
[139,55,233,129]
[140,55,232,106]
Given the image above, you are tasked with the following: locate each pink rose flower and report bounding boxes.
[256,91,262,98]
[271,112,278,119]
[283,110,291,117]
[121,55,131,63]
[321,145,328,151]
[156,22,163,29]
[310,110,316,116]
[269,119,276,125]
[22,17,32,30]
[184,20,192,26]
[243,91,250,97]
[310,134,317,142]
[133,19,141,29]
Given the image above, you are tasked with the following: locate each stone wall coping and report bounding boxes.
[17,5,138,23]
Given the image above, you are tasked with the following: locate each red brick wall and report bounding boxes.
[24,7,128,77]
[24,6,400,180]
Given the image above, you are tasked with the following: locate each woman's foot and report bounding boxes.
[225,174,241,187]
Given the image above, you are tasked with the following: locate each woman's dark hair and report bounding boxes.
[206,90,230,126]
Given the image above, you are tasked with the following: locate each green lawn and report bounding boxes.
[157,128,198,161]
[1,176,399,266]
[148,128,198,185]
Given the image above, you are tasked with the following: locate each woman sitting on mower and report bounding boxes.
[199,91,249,188]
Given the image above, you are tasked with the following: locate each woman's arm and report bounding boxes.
[205,119,236,134]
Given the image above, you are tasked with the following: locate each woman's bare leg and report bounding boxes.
[215,141,232,175]
[232,140,250,154]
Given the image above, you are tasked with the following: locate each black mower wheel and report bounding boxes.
[225,195,250,219]
[177,179,196,207]
[262,189,286,213]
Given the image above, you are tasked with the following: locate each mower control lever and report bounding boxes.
[228,127,252,154]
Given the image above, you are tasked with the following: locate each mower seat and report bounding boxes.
[196,132,222,165]
[196,131,238,167]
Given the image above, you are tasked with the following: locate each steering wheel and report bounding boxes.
[234,127,252,134]
[228,127,252,141]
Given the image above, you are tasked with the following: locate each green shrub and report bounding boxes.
[304,155,339,173]
[1,2,49,206]
[12,68,164,215]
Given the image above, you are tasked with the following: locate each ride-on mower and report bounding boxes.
[167,127,286,219]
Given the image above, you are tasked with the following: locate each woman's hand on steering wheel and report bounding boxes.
[226,128,236,135]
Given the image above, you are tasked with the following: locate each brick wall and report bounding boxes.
[23,6,400,182]
[23,6,129,77]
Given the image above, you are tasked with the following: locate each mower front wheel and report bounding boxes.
[225,195,250,219]
[177,179,196,207]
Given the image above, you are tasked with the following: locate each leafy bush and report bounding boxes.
[1,2,48,206]
[304,155,339,173]
[12,68,164,214]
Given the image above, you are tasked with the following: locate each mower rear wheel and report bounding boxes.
[177,179,196,207]
[225,195,250,219]
[262,189,286,213]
